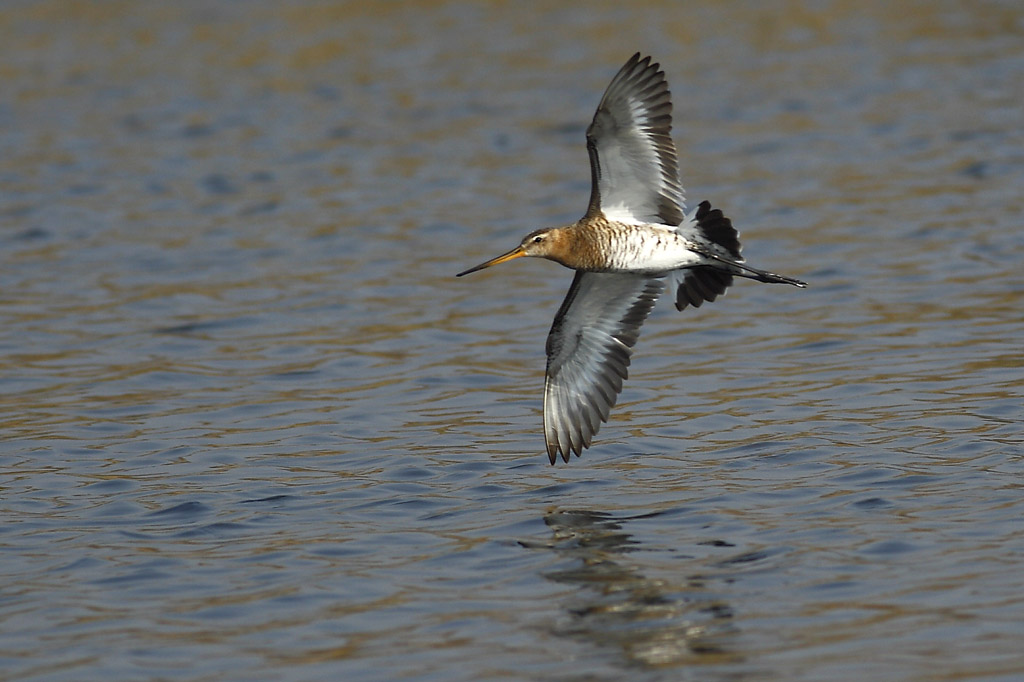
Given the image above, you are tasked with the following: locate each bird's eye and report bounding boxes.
[532,235,544,243]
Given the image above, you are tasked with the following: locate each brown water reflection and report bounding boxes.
[537,509,740,669]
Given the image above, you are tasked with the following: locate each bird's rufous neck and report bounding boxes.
[549,220,613,270]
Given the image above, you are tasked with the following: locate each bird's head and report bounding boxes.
[456,227,570,277]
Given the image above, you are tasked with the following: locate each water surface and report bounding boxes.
[2,2,1022,681]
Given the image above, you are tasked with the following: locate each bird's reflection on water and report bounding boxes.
[528,509,741,669]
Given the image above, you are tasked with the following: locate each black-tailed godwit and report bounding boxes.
[458,53,806,464]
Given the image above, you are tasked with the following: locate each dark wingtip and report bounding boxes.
[545,439,588,465]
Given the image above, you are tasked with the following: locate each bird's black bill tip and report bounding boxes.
[455,263,485,277]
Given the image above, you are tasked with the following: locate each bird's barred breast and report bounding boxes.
[603,225,707,273]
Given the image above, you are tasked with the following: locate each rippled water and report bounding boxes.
[2,2,1023,681]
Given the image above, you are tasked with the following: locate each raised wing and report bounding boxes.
[584,53,686,226]
[543,271,665,463]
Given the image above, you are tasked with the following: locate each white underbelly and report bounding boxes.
[608,228,706,273]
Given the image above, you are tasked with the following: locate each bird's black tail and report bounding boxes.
[693,200,741,258]
[675,201,805,310]
[693,200,806,288]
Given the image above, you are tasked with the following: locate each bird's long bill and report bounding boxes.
[456,245,526,277]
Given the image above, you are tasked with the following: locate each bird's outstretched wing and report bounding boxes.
[543,271,665,463]
[584,53,685,226]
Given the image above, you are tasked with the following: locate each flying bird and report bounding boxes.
[457,53,805,464]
